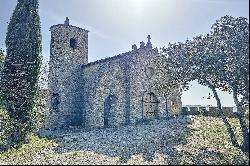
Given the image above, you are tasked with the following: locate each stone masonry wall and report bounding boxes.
[181,106,238,118]
[47,21,182,130]
[80,58,128,129]
[80,46,182,129]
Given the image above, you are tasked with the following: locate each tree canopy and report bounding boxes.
[160,15,249,155]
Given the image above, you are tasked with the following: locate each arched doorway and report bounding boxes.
[142,92,159,119]
[51,93,60,112]
[104,95,118,128]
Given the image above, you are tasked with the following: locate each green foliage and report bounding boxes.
[160,15,249,154]
[0,104,30,151]
[0,49,5,62]
[0,49,5,73]
[0,107,15,151]
[29,61,49,132]
[0,0,42,147]
[244,108,249,126]
[0,134,56,164]
[210,16,249,107]
[30,89,49,132]
[245,109,249,120]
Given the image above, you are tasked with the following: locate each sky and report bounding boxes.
[0,0,249,106]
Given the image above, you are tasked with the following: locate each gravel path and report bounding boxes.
[51,116,191,164]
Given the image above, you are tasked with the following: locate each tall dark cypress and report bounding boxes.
[0,0,42,146]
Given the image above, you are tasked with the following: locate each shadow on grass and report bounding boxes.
[39,115,193,164]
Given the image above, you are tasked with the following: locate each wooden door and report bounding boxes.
[143,92,158,119]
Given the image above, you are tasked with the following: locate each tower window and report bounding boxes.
[70,38,77,49]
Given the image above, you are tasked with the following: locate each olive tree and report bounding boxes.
[160,15,249,155]
[208,15,249,154]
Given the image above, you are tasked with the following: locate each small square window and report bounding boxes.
[70,38,77,49]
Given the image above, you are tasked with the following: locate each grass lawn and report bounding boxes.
[0,115,249,165]
[174,116,247,165]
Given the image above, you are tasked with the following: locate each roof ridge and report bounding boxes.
[81,47,158,69]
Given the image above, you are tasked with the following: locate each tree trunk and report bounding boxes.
[7,122,29,149]
[238,112,249,155]
[209,86,240,149]
[232,87,249,155]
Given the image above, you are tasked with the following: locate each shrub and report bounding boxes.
[0,107,15,151]
[30,89,49,132]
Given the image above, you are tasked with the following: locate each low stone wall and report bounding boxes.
[181,106,237,118]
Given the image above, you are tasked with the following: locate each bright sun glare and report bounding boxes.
[134,0,146,14]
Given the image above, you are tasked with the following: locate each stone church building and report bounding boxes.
[47,18,182,130]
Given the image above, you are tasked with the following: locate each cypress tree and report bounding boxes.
[0,0,42,147]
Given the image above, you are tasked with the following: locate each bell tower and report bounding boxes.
[47,17,89,129]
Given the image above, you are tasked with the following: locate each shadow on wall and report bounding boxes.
[50,116,192,164]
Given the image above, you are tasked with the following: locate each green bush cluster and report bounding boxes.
[0,89,49,152]
[30,89,49,132]
[0,107,15,151]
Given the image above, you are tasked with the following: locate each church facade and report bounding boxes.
[47,18,182,130]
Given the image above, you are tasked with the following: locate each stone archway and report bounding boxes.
[104,95,118,128]
[51,93,60,112]
[142,92,159,119]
